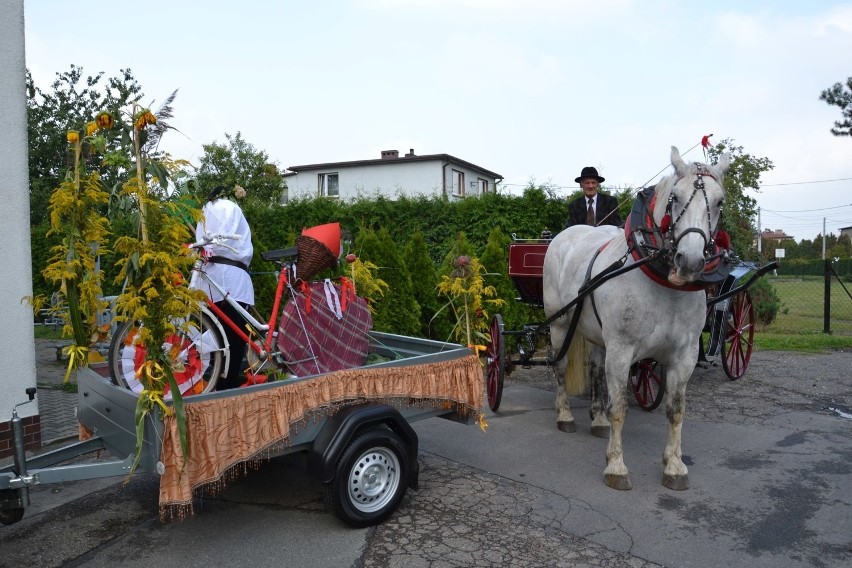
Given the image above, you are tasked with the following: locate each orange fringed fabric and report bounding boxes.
[158,354,483,519]
[79,422,94,440]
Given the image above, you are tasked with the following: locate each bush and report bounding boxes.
[749,277,781,327]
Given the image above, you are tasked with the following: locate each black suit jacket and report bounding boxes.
[565,193,622,229]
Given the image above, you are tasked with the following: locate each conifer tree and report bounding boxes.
[403,230,440,338]
[356,227,421,336]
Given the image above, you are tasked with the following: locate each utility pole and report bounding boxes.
[756,206,762,257]
[822,217,826,260]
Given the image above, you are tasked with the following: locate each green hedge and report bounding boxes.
[776,258,852,278]
[31,191,790,340]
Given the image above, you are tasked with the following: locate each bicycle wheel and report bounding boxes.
[108,307,226,396]
[629,359,666,411]
[722,289,754,380]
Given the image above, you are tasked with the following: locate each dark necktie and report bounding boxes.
[586,198,595,225]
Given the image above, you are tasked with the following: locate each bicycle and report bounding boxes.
[108,227,361,396]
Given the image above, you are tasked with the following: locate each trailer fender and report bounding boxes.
[307,403,419,490]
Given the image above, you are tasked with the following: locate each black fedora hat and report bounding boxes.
[575,166,605,183]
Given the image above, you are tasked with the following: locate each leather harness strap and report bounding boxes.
[208,256,250,273]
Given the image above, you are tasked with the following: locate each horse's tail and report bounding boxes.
[564,336,591,395]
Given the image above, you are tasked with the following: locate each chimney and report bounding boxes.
[405,148,415,157]
[381,150,399,160]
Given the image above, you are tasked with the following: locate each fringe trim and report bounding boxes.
[157,354,483,520]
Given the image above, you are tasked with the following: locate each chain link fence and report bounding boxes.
[763,259,852,336]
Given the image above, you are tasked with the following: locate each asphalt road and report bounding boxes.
[1,349,850,568]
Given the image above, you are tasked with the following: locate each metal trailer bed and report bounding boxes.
[1,331,481,528]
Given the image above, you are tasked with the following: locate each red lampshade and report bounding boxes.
[302,222,341,258]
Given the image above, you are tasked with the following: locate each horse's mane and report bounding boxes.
[651,171,677,223]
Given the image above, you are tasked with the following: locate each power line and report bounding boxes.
[762,203,852,213]
[759,177,852,187]
[502,174,852,194]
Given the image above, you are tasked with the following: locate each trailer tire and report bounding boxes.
[323,426,410,528]
[0,508,24,525]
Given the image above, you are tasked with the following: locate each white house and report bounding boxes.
[1,0,38,457]
[282,149,503,202]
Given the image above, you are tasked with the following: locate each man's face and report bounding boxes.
[580,178,599,198]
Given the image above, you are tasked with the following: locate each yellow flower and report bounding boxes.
[133,109,157,130]
[85,121,97,136]
[95,112,114,129]
[66,130,80,143]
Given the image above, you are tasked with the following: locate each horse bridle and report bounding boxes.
[662,164,722,263]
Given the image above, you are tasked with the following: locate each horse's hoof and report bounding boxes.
[590,425,610,438]
[662,474,690,491]
[604,474,633,491]
[557,421,576,433]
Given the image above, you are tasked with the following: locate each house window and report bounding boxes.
[478,178,488,194]
[452,170,465,197]
[318,173,339,198]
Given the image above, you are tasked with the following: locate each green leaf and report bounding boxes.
[164,365,188,470]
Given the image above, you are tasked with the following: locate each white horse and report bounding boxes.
[543,146,730,491]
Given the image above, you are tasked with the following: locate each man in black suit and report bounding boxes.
[565,166,622,229]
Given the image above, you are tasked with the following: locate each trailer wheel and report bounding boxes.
[0,490,24,525]
[323,427,410,528]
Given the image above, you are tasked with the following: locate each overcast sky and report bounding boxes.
[23,0,852,241]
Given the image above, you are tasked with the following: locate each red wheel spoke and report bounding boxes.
[485,314,505,411]
[723,290,754,380]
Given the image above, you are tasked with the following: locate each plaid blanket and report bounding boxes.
[276,279,372,377]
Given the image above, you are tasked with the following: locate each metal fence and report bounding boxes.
[763,259,852,336]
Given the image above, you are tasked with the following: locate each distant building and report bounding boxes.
[760,228,795,243]
[282,149,503,202]
[840,226,852,240]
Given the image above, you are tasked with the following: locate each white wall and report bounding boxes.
[286,160,446,201]
[0,0,37,420]
[285,158,496,202]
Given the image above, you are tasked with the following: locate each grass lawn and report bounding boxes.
[33,324,64,340]
[755,276,852,352]
[762,277,852,334]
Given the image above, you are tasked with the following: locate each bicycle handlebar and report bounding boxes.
[191,233,243,254]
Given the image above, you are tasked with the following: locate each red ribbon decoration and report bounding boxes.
[300,280,312,313]
[660,214,671,235]
[339,277,356,312]
[701,134,713,148]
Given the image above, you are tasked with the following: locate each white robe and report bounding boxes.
[194,198,255,305]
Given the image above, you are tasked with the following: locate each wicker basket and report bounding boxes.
[296,234,336,281]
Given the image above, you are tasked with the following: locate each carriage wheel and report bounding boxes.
[485,314,506,412]
[629,359,666,411]
[722,289,755,380]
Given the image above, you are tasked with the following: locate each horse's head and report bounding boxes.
[653,146,730,285]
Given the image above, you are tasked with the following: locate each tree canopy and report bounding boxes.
[820,76,852,137]
[706,138,773,258]
[26,65,185,225]
[194,132,286,205]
